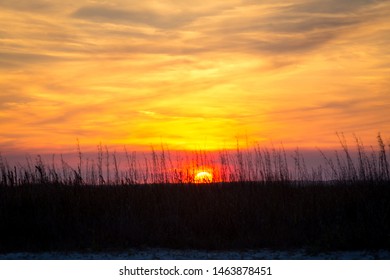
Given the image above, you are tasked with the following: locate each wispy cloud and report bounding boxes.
[71,5,201,29]
[1,0,389,152]
[0,0,52,11]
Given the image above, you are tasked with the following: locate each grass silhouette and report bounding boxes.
[0,134,389,253]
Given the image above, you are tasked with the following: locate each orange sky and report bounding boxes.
[1,0,389,153]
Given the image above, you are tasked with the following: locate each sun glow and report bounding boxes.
[194,171,213,184]
[0,1,389,154]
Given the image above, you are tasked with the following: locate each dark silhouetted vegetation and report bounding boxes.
[0,134,389,253]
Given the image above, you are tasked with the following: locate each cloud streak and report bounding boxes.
[71,5,199,29]
[0,0,52,11]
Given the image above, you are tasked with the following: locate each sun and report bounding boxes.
[194,171,213,183]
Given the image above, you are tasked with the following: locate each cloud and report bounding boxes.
[71,4,208,29]
[209,31,336,56]
[290,0,378,13]
[0,93,34,109]
[191,0,383,57]
[266,92,390,135]
[0,0,52,12]
[0,52,64,69]
[1,0,390,152]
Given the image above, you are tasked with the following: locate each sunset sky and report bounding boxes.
[1,0,389,154]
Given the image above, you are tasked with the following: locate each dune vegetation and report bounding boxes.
[0,134,389,253]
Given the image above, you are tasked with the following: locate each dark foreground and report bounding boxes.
[2,248,390,260]
[1,182,389,253]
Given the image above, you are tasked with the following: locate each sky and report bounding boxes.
[1,0,390,154]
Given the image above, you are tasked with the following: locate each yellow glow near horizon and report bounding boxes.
[0,1,389,154]
[194,171,213,184]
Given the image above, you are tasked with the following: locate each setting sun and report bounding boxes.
[194,171,213,184]
[0,0,390,264]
